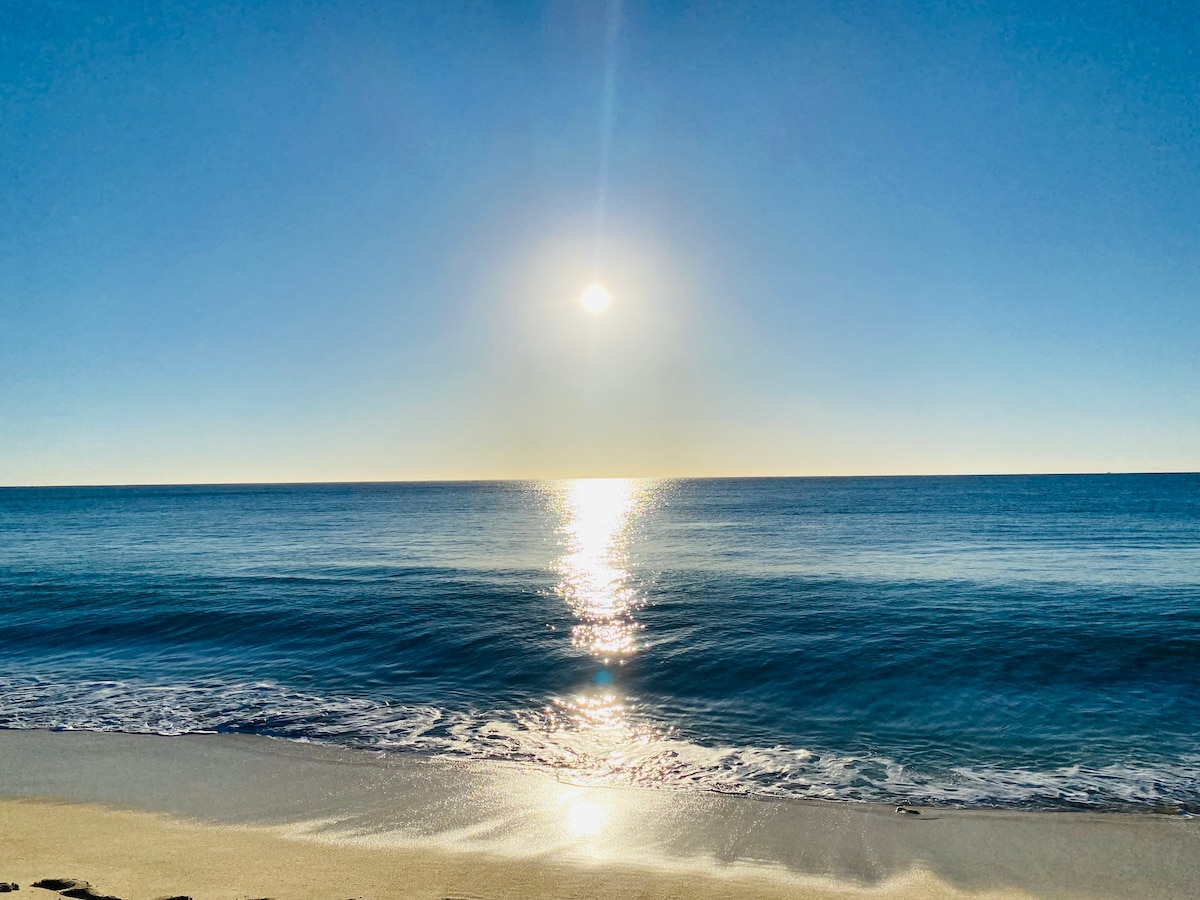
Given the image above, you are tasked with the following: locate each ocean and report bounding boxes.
[1,475,1197,812]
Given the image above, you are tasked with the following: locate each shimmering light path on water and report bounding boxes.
[0,475,1197,810]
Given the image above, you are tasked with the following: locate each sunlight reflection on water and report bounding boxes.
[541,478,668,788]
[551,478,654,660]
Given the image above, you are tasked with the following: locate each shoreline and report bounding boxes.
[1,730,1198,899]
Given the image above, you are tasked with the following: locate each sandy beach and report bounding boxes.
[1,731,1197,900]
[2,798,1026,900]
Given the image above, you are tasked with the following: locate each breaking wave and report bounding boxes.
[2,675,1195,813]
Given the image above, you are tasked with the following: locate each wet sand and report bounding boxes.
[1,730,1196,899]
[2,799,1028,900]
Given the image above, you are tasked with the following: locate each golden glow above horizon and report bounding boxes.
[579,282,611,315]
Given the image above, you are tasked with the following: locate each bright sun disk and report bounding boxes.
[580,283,611,315]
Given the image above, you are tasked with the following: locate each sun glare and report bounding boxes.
[579,283,611,315]
[566,798,608,837]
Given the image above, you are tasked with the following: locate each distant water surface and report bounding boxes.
[1,475,1197,811]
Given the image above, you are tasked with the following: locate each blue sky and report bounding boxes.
[2,0,1197,483]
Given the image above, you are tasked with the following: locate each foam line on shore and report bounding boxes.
[5,677,1197,811]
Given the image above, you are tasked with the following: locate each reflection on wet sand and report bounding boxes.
[6,731,1196,900]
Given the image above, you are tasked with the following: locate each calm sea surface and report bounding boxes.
[1,476,1197,811]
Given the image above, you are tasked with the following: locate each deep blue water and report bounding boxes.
[1,475,1198,811]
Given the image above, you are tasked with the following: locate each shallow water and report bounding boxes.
[1,475,1197,810]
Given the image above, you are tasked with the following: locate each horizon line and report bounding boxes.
[2,470,1197,490]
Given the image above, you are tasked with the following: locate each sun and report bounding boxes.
[579,283,611,315]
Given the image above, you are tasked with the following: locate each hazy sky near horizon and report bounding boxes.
[2,0,1198,484]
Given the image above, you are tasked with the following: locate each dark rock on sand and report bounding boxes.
[60,888,122,900]
[31,881,88,892]
[0,883,18,892]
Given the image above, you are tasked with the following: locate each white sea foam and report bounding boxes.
[1,676,1195,812]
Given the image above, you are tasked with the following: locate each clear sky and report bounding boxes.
[2,0,1197,484]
